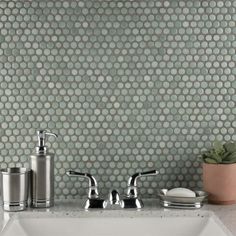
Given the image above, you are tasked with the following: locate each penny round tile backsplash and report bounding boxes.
[0,0,235,199]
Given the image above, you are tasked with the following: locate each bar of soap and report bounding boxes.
[166,188,196,197]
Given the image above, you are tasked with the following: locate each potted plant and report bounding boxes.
[202,140,236,204]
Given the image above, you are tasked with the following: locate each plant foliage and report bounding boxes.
[202,140,236,164]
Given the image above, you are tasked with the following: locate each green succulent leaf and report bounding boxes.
[213,139,224,155]
[206,149,222,162]
[224,142,236,153]
[222,152,232,161]
[201,140,236,164]
[204,158,218,164]
[227,152,236,160]
[221,158,236,164]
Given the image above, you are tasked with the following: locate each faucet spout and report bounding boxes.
[108,189,121,205]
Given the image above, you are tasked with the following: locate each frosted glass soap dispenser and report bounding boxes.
[30,130,58,208]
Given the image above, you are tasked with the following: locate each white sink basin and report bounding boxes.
[0,211,232,236]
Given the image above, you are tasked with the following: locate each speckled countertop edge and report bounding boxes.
[0,199,235,235]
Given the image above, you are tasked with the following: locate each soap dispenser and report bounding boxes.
[30,130,58,208]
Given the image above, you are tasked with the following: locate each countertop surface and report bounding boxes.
[0,199,235,235]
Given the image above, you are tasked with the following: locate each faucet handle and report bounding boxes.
[126,169,158,198]
[127,170,159,187]
[139,170,159,176]
[66,170,99,199]
[66,169,107,209]
[121,169,158,209]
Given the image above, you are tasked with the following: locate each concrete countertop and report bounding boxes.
[0,199,235,235]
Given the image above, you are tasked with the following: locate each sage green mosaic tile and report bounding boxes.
[0,0,236,199]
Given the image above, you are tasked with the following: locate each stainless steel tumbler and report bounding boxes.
[0,167,29,211]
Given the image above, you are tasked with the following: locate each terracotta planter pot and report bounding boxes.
[203,163,236,205]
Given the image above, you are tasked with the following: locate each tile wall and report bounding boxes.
[0,0,235,198]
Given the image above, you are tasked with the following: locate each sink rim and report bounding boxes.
[0,209,233,236]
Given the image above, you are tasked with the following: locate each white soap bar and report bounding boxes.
[166,188,196,197]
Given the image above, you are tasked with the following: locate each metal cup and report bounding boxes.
[0,167,30,211]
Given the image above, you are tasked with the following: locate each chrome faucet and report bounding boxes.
[106,170,158,209]
[66,170,107,209]
[66,169,158,210]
